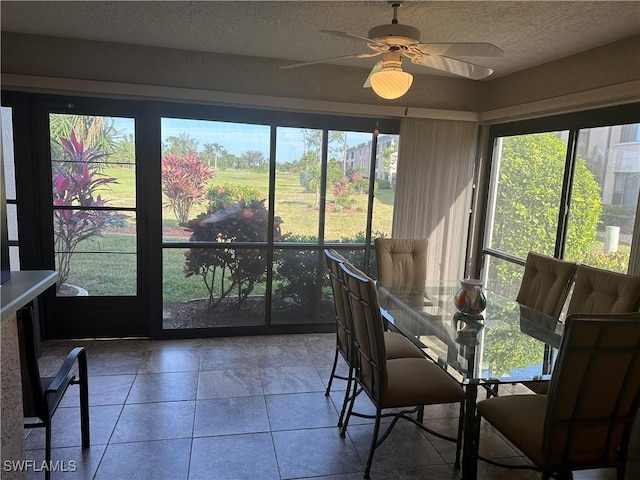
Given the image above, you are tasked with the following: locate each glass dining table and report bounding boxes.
[378,282,564,480]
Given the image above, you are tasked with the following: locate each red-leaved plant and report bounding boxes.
[161,152,214,225]
[52,131,122,292]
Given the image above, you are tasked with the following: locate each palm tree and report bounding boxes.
[202,142,226,169]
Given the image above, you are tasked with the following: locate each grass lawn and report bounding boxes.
[65,165,395,298]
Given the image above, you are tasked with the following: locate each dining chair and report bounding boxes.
[374,238,428,308]
[522,264,640,396]
[475,312,640,480]
[17,306,90,480]
[323,249,424,427]
[514,252,577,395]
[339,261,466,478]
[515,251,577,318]
[566,264,640,315]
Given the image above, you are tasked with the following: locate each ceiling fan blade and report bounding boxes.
[319,30,388,47]
[408,54,494,79]
[363,61,384,88]
[413,42,504,57]
[280,52,382,70]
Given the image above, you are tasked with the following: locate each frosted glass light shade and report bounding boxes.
[369,69,413,99]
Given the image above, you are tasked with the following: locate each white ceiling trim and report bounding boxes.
[1,73,480,122]
[479,80,640,124]
[3,73,636,124]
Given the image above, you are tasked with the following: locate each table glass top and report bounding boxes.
[378,283,564,386]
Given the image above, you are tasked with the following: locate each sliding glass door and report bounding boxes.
[3,91,400,338]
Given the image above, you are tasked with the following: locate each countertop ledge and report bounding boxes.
[1,271,58,322]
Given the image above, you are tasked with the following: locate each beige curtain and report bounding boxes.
[392,118,479,282]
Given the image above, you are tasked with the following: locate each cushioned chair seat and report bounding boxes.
[382,357,466,408]
[477,394,547,465]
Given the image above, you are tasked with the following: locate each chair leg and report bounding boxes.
[78,350,91,448]
[45,422,52,480]
[325,347,340,396]
[340,380,358,437]
[364,408,382,479]
[337,366,354,427]
[454,400,465,467]
[473,408,482,472]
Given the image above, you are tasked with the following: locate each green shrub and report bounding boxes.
[600,204,634,234]
[206,183,263,213]
[183,199,269,308]
[376,179,391,190]
[580,250,630,274]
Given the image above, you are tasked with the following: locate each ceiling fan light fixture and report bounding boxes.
[370,67,413,100]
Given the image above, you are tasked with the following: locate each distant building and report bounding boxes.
[560,124,640,212]
[344,134,398,181]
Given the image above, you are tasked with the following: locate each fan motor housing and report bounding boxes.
[368,23,421,45]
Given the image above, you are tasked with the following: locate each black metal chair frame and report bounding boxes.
[474,313,640,480]
[17,306,90,480]
[339,263,465,478]
[323,248,356,427]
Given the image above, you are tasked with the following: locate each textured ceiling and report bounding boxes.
[2,1,639,80]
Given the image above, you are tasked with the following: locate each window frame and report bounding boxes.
[476,103,640,281]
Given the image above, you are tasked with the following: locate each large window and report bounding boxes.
[160,118,398,331]
[482,108,639,297]
[4,91,399,338]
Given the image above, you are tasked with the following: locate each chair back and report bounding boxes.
[544,312,640,470]
[566,265,640,316]
[340,262,387,402]
[374,238,427,307]
[324,249,352,360]
[16,306,47,419]
[515,252,577,317]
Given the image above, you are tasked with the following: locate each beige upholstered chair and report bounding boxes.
[566,264,640,315]
[516,252,577,317]
[323,249,423,427]
[374,238,428,308]
[475,312,640,480]
[515,252,577,395]
[339,261,466,478]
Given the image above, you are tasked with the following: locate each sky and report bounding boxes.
[112,117,373,163]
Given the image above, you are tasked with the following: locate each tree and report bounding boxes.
[110,133,136,166]
[161,152,214,225]
[242,150,267,169]
[183,199,270,309]
[52,132,123,291]
[494,133,601,261]
[164,133,198,156]
[202,142,226,169]
[49,114,120,161]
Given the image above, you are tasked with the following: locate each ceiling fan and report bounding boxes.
[281,1,503,99]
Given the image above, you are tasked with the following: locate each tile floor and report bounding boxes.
[26,333,633,480]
